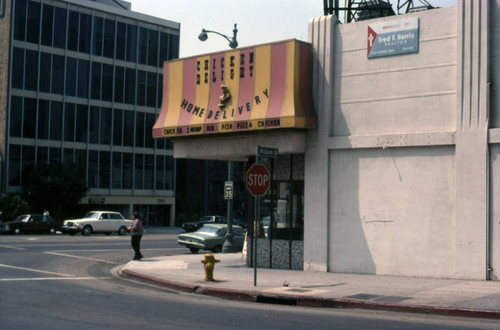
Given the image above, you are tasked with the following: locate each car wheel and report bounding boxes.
[48,227,56,235]
[118,226,127,236]
[82,226,92,236]
[212,245,222,253]
[13,227,22,235]
[189,247,199,254]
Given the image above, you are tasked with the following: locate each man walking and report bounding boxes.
[128,212,144,260]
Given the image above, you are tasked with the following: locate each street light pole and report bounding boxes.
[197,24,239,253]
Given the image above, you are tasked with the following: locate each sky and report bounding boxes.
[128,0,457,58]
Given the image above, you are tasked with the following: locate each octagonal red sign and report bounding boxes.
[246,163,270,196]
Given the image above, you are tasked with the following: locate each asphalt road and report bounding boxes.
[0,232,498,330]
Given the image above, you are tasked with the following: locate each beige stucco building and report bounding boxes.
[305,0,500,280]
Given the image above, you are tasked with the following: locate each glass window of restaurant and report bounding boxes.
[260,154,304,241]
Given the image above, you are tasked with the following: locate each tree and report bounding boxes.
[23,162,87,221]
[1,194,31,222]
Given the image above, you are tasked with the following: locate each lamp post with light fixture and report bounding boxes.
[197,24,239,253]
[198,24,238,49]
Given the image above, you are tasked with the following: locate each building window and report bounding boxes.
[147,72,157,107]
[13,0,27,42]
[41,4,53,46]
[75,104,88,143]
[148,29,158,67]
[64,103,76,142]
[50,101,63,140]
[114,66,124,103]
[88,150,98,188]
[99,151,110,189]
[9,96,23,138]
[134,154,144,189]
[40,53,52,93]
[123,110,134,146]
[135,112,145,148]
[102,64,113,101]
[137,70,146,106]
[125,68,136,104]
[112,152,122,189]
[53,6,66,49]
[91,62,101,100]
[37,99,49,140]
[25,49,38,91]
[66,57,77,96]
[138,27,148,65]
[126,24,137,62]
[52,54,65,95]
[23,98,36,139]
[93,16,103,56]
[79,13,92,54]
[103,19,115,58]
[123,153,133,189]
[89,106,99,144]
[116,22,126,60]
[68,10,79,51]
[113,109,123,146]
[144,154,154,189]
[100,107,112,145]
[11,48,24,89]
[26,0,40,44]
[8,145,21,186]
[77,59,89,98]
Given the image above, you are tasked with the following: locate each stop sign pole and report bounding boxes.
[247,145,276,287]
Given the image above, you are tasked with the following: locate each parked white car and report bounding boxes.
[62,211,133,236]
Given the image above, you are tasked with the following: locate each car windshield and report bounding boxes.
[84,212,100,219]
[15,215,30,222]
[196,226,223,235]
[200,216,213,222]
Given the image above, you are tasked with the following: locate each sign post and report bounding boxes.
[247,145,277,286]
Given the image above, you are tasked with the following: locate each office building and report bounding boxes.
[0,0,180,225]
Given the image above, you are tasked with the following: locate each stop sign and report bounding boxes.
[246,163,270,196]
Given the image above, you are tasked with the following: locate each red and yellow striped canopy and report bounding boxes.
[153,39,316,138]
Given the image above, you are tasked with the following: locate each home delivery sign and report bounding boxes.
[152,39,316,138]
[367,17,419,59]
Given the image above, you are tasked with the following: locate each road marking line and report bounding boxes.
[44,251,118,264]
[0,277,112,281]
[0,245,26,250]
[0,263,75,277]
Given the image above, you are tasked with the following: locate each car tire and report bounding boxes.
[212,245,222,253]
[48,227,56,235]
[14,227,21,235]
[189,247,199,254]
[118,226,127,236]
[82,226,92,236]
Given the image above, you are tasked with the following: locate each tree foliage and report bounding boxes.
[1,194,31,222]
[22,162,87,221]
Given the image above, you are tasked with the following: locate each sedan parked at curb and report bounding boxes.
[178,223,246,254]
[61,211,133,236]
[0,214,61,235]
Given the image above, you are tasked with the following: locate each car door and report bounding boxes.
[98,213,110,232]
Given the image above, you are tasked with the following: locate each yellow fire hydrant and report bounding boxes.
[201,253,220,281]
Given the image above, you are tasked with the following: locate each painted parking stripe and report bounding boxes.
[44,251,118,265]
[0,245,26,250]
[0,277,113,281]
[0,263,75,277]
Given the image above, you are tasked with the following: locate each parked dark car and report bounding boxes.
[0,214,61,234]
[182,215,227,232]
[178,223,246,253]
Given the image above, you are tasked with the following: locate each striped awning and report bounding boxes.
[153,39,316,138]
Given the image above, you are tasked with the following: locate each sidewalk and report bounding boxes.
[117,252,500,319]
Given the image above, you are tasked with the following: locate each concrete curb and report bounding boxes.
[120,269,500,320]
